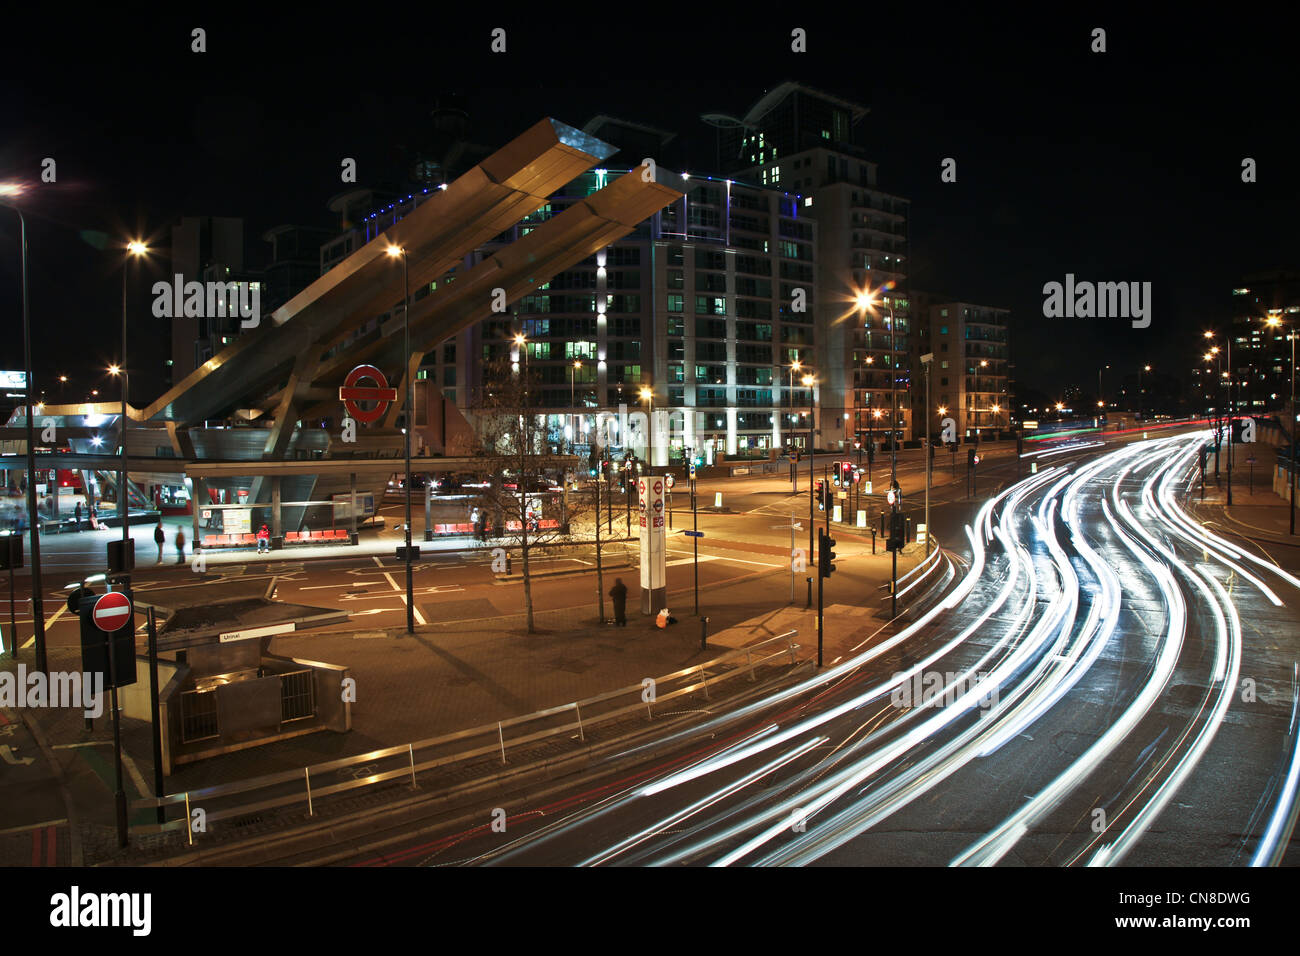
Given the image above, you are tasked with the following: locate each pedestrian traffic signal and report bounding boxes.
[816,479,826,511]
[819,529,837,578]
[967,446,976,467]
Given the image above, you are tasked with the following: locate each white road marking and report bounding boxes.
[372,556,427,625]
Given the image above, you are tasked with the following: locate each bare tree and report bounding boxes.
[466,359,586,633]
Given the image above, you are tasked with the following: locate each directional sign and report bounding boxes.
[689,461,697,480]
[92,591,132,633]
[339,364,398,424]
[684,530,704,538]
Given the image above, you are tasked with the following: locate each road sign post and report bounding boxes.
[84,588,134,848]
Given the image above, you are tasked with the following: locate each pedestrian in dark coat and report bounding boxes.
[154,522,165,563]
[175,527,186,564]
[74,501,82,530]
[609,577,628,626]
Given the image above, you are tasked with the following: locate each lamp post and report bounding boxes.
[1138,364,1151,418]
[787,357,802,489]
[1206,331,1233,506]
[801,374,815,564]
[921,353,933,556]
[1097,364,1109,413]
[0,187,47,671]
[387,244,414,633]
[1267,316,1296,533]
[116,240,147,550]
[856,286,898,495]
[569,360,582,457]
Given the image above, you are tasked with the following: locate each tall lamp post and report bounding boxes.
[1206,330,1233,506]
[1138,364,1151,418]
[1,185,47,671]
[803,373,816,565]
[114,240,148,550]
[921,353,933,556]
[1266,315,1296,533]
[387,244,415,633]
[570,360,582,456]
[787,357,802,483]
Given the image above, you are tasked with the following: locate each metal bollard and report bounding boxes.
[805,576,813,609]
[871,527,877,555]
[700,616,710,650]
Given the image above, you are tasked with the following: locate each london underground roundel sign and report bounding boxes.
[339,365,398,424]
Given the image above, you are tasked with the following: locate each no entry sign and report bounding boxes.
[92,591,133,632]
[339,364,398,424]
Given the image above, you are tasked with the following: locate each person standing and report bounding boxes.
[74,500,82,531]
[154,521,165,564]
[175,527,186,564]
[609,577,628,627]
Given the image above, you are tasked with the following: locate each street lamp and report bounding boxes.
[570,360,582,456]
[1206,330,1233,505]
[1138,364,1152,418]
[386,244,415,633]
[118,239,148,554]
[1266,315,1296,533]
[856,286,900,487]
[0,184,47,670]
[802,372,816,565]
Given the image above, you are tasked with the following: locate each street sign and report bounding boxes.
[665,473,675,490]
[688,461,696,479]
[219,623,296,643]
[395,545,421,561]
[684,530,704,538]
[92,591,132,633]
[339,364,398,424]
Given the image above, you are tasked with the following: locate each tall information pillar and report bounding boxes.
[638,476,667,615]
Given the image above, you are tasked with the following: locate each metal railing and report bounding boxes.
[132,630,802,844]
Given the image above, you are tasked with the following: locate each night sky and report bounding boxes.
[2,8,1295,408]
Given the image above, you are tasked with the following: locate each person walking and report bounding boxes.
[175,527,186,564]
[609,577,628,627]
[74,501,82,531]
[256,523,271,554]
[154,521,165,564]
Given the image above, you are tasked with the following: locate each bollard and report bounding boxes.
[700,615,710,650]
[806,576,813,609]
[871,528,877,554]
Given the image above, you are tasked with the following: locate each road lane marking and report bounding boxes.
[372,556,427,625]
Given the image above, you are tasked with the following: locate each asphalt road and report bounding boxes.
[337,428,1300,866]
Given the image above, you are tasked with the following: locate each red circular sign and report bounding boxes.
[339,365,398,425]
[92,591,133,633]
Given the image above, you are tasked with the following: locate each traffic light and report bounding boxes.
[967,446,976,468]
[887,511,906,552]
[819,529,837,578]
[816,479,826,511]
[832,461,842,486]
[867,446,875,465]
[840,461,852,485]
